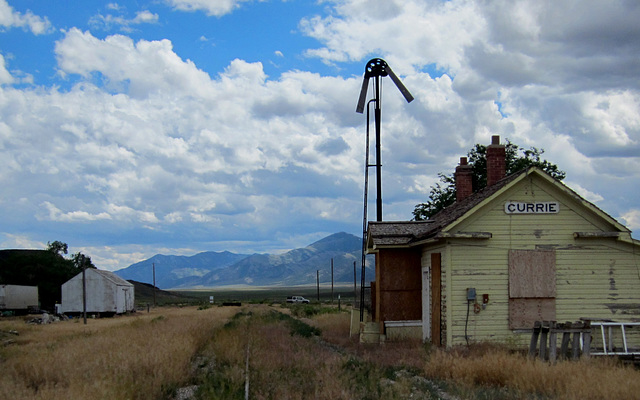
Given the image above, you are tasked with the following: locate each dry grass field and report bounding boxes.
[2,304,640,399]
[0,306,239,400]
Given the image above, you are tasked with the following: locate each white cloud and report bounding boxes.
[0,0,52,35]
[0,32,369,260]
[106,204,159,224]
[300,0,483,73]
[621,209,640,232]
[564,182,604,204]
[0,233,45,250]
[580,91,640,149]
[55,29,214,99]
[41,201,112,222]
[0,53,13,84]
[90,9,159,31]
[165,0,252,16]
[133,10,159,24]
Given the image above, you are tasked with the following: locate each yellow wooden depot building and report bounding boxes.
[366,136,640,347]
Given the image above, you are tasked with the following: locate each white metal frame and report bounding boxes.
[590,322,640,356]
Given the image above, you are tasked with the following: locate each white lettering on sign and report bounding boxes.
[504,201,559,214]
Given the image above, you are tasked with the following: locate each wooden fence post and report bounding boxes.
[548,321,558,363]
[530,320,591,362]
[529,321,541,358]
[560,323,572,360]
[539,321,549,360]
[582,321,592,358]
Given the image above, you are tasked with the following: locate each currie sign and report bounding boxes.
[504,201,559,214]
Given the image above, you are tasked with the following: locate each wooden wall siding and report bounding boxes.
[376,249,422,327]
[446,242,640,345]
[448,245,515,345]
[554,244,640,321]
[437,174,640,346]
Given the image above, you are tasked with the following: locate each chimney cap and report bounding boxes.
[491,135,500,145]
[459,157,468,165]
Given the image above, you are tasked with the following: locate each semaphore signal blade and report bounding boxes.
[356,75,371,113]
[386,66,414,104]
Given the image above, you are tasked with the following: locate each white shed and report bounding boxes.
[61,269,134,315]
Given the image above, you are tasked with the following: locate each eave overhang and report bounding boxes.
[367,229,492,252]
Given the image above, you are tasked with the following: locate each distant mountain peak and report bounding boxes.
[308,232,361,252]
[114,232,370,289]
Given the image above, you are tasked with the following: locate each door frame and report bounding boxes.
[430,252,441,346]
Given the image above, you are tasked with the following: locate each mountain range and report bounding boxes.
[114,232,372,289]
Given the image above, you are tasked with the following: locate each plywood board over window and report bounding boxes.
[509,250,556,298]
[508,249,556,329]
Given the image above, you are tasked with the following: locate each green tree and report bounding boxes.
[71,252,96,270]
[46,240,68,256]
[412,140,566,221]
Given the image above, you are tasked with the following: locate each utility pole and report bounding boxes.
[353,261,357,307]
[82,255,87,325]
[152,262,156,307]
[331,258,334,304]
[316,270,320,301]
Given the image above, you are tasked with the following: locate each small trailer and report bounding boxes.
[0,284,39,314]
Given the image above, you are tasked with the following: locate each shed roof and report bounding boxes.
[71,268,134,287]
[92,269,133,287]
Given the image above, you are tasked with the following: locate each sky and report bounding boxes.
[1,0,639,272]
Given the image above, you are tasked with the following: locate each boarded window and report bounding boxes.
[508,249,556,329]
[509,249,556,298]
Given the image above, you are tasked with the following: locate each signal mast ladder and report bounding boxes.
[529,321,640,361]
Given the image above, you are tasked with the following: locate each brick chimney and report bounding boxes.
[486,135,506,187]
[455,157,473,202]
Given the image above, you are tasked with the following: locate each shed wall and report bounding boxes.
[61,270,134,314]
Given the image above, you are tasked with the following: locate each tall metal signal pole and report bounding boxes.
[356,58,414,321]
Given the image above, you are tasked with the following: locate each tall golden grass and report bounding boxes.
[3,305,640,400]
[424,343,640,400]
[197,307,432,399]
[199,308,351,400]
[0,307,237,400]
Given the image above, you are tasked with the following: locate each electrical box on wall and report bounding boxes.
[466,287,476,301]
